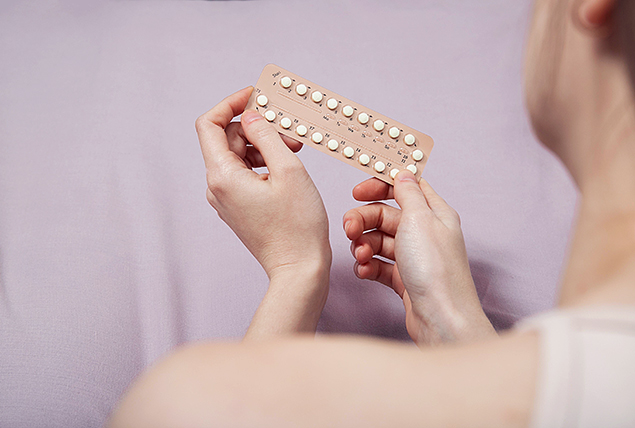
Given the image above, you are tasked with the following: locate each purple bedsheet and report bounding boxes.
[0,1,577,426]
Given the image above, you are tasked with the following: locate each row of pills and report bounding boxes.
[257,106,422,176]
[276,76,418,146]
[255,95,425,163]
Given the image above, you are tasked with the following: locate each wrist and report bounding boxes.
[267,248,332,285]
[244,258,331,340]
[268,257,331,297]
[410,286,496,344]
[269,256,331,304]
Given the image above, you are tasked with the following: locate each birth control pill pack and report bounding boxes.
[245,64,434,185]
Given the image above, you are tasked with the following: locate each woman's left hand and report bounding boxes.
[196,87,332,283]
[343,175,495,346]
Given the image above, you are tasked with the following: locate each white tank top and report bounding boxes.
[516,307,635,428]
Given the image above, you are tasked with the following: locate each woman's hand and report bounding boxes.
[343,173,495,346]
[196,87,332,337]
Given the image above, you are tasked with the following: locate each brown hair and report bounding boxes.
[618,1,635,91]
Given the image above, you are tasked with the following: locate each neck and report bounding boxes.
[559,102,635,306]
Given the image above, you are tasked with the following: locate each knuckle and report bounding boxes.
[249,119,272,139]
[225,121,241,137]
[343,209,354,220]
[206,157,239,196]
[371,261,381,280]
[279,159,304,175]
[206,170,226,195]
[205,188,218,207]
[453,209,461,224]
[195,115,208,133]
[376,233,386,253]
[444,205,461,224]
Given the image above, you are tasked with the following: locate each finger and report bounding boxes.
[355,259,405,298]
[342,202,401,240]
[225,122,249,159]
[225,122,303,171]
[392,264,406,298]
[225,122,266,169]
[226,122,303,156]
[393,171,432,213]
[244,141,302,169]
[241,110,303,176]
[350,230,395,264]
[241,146,264,169]
[196,86,253,171]
[418,179,461,226]
[352,178,394,201]
[355,258,394,286]
[280,134,304,153]
[227,121,304,153]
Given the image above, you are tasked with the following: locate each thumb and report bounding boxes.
[241,110,301,175]
[393,171,430,213]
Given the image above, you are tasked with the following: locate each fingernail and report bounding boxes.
[344,220,351,233]
[354,245,361,259]
[242,110,262,124]
[397,171,416,183]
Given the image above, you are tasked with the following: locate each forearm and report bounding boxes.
[244,261,331,340]
[108,332,537,428]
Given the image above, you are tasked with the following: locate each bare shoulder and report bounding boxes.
[108,333,538,428]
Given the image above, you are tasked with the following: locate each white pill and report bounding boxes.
[343,146,355,158]
[374,161,386,173]
[311,132,324,143]
[342,105,354,117]
[390,168,400,179]
[327,139,339,151]
[296,125,308,136]
[264,110,276,122]
[295,84,308,96]
[280,76,292,88]
[412,149,424,161]
[256,94,268,107]
[404,134,416,146]
[280,117,292,129]
[406,164,417,174]
[373,120,385,132]
[327,98,338,110]
[311,91,323,103]
[357,112,369,124]
[359,154,370,165]
[389,127,400,139]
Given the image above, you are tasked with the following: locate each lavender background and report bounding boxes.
[0,1,577,426]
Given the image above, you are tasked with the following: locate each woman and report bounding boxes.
[109,0,635,426]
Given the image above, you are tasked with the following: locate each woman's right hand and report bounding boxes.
[196,87,331,282]
[343,172,496,346]
[196,87,332,337]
